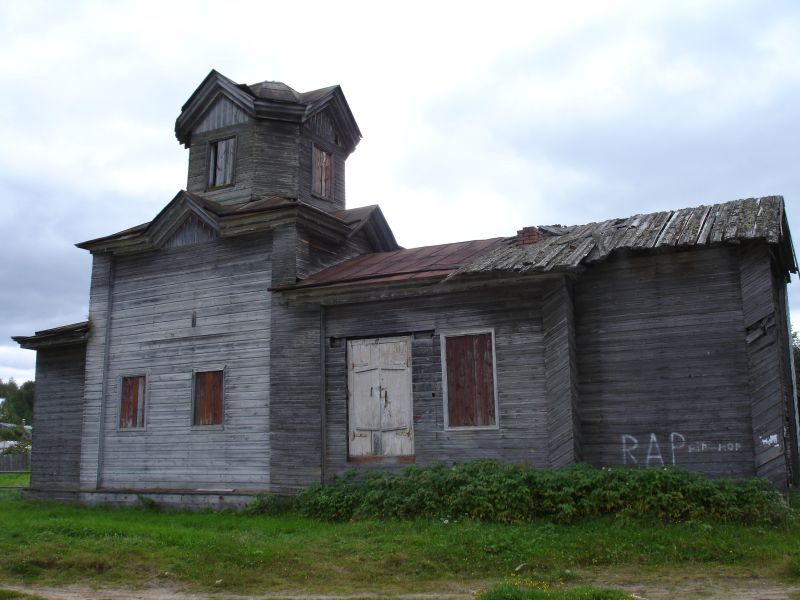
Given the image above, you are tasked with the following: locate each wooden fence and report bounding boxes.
[0,453,30,472]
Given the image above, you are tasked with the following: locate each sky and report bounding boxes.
[1,0,799,383]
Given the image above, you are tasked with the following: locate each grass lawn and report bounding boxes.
[0,490,799,598]
[0,473,28,488]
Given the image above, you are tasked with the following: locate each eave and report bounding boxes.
[76,191,363,256]
[13,321,90,351]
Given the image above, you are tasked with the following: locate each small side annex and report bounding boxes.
[13,70,800,507]
[275,197,799,491]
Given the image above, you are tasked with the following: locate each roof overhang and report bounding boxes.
[13,322,90,351]
[75,191,393,256]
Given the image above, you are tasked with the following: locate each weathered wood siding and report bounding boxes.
[194,98,251,134]
[322,286,547,480]
[543,277,581,467]
[187,119,300,205]
[739,242,795,488]
[575,247,756,478]
[80,253,114,489]
[297,228,375,281]
[93,234,272,491]
[187,122,255,205]
[30,345,86,489]
[269,299,322,492]
[252,120,301,202]
[299,108,346,212]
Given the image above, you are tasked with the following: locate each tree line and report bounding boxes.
[0,379,33,426]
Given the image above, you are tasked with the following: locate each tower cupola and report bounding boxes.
[175,70,361,212]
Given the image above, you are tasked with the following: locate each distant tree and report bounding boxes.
[0,378,34,425]
[794,332,800,378]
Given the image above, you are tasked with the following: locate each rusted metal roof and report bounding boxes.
[451,196,796,278]
[289,238,506,290]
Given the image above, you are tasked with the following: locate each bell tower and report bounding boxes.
[174,70,362,212]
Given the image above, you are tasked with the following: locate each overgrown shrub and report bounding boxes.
[283,461,786,524]
[243,493,296,516]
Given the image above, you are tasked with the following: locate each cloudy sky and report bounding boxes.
[1,0,799,383]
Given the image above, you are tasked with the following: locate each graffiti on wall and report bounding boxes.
[621,432,744,466]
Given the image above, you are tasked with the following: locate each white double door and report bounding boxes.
[347,336,414,457]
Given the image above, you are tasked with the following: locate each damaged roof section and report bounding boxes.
[284,238,505,290]
[451,196,797,280]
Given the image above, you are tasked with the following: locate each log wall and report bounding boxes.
[30,345,85,489]
[575,246,756,478]
[88,234,272,491]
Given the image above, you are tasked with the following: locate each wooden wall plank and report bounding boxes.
[543,276,581,467]
[739,242,795,488]
[95,235,272,491]
[321,285,547,483]
[31,345,86,490]
[575,246,757,479]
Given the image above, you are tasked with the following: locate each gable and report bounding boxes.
[305,109,337,143]
[162,213,218,249]
[195,97,251,135]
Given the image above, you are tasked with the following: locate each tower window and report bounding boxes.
[207,137,236,189]
[312,145,332,199]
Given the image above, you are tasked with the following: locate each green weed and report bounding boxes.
[287,461,787,524]
[0,473,28,488]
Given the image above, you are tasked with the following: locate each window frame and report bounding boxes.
[191,366,226,429]
[206,136,237,190]
[440,328,500,431]
[311,143,333,200]
[117,372,148,431]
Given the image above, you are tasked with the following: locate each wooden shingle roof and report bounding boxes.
[451,196,796,279]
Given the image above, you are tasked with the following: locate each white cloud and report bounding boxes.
[1,0,800,384]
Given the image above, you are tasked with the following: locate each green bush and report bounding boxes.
[288,461,786,524]
[243,493,296,516]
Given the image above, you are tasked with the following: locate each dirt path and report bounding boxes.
[4,579,800,599]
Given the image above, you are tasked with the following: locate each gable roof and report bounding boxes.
[280,238,505,290]
[452,196,796,280]
[281,196,796,293]
[175,70,361,153]
[76,191,398,255]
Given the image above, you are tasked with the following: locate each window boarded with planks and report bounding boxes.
[207,137,235,189]
[194,370,224,426]
[442,332,498,429]
[119,375,146,429]
[312,145,332,199]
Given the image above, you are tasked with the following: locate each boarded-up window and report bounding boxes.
[194,370,224,426]
[207,137,235,188]
[119,375,146,429]
[442,332,497,428]
[312,145,332,198]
